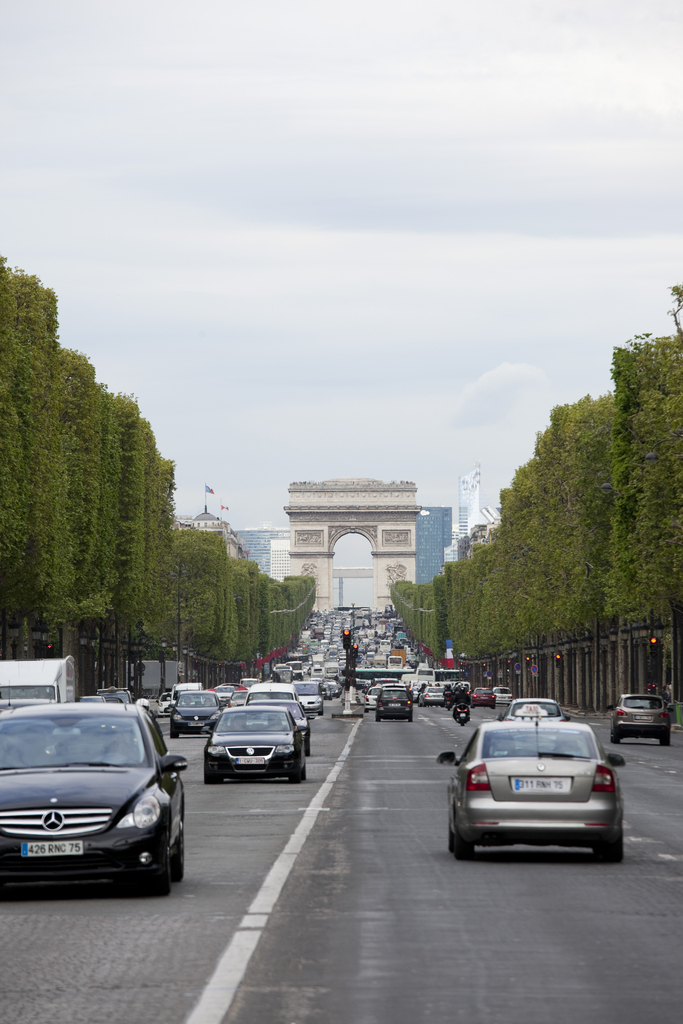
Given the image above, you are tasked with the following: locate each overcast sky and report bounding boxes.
[2,1,682,566]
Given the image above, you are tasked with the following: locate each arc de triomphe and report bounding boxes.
[285,479,420,610]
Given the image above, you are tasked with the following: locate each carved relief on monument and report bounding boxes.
[382,530,410,546]
[386,563,408,583]
[295,531,323,546]
[300,562,319,585]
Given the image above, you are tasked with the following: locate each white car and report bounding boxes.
[493,686,513,706]
[364,685,383,713]
[157,691,173,715]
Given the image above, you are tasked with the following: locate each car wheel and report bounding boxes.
[288,760,303,784]
[170,728,178,739]
[448,819,455,852]
[375,714,381,722]
[305,739,311,756]
[204,768,221,784]
[597,833,623,862]
[148,841,173,896]
[610,730,620,744]
[301,760,307,781]
[453,824,475,861]
[408,714,413,722]
[660,733,671,746]
[318,708,324,716]
[170,819,184,882]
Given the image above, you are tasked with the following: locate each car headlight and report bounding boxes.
[208,744,226,756]
[274,743,294,754]
[172,712,183,720]
[117,794,162,829]
[209,711,221,720]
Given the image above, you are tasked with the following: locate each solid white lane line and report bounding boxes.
[184,719,361,1024]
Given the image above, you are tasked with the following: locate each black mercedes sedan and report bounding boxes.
[204,706,306,784]
[0,703,187,895]
[169,690,221,738]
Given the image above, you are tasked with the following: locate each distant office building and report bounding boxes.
[269,536,291,582]
[237,523,289,577]
[416,506,453,583]
[444,525,459,562]
[458,463,481,535]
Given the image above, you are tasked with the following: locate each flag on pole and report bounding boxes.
[205,484,215,494]
[221,504,229,512]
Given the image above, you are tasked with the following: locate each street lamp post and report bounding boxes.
[171,565,188,673]
[159,636,167,696]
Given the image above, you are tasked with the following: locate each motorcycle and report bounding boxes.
[453,702,470,726]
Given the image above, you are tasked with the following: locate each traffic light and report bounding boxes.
[342,629,352,650]
[351,642,359,662]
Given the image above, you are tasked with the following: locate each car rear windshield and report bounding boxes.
[382,690,408,698]
[247,691,293,703]
[623,697,663,709]
[177,692,218,707]
[510,702,561,717]
[0,714,148,768]
[295,684,320,695]
[216,710,291,733]
[482,728,597,760]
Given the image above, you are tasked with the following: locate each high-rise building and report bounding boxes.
[416,506,453,583]
[237,523,289,577]
[269,536,291,582]
[458,463,481,535]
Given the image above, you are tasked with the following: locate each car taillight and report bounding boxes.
[659,711,669,719]
[377,701,383,708]
[407,700,411,705]
[466,763,490,791]
[616,708,626,716]
[592,766,615,792]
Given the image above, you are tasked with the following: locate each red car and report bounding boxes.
[471,687,496,708]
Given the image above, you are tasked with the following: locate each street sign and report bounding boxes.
[485,671,492,679]
[531,665,539,675]
[514,662,521,672]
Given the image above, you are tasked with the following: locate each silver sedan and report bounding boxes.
[437,720,624,861]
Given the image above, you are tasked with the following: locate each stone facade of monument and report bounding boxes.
[284,478,420,610]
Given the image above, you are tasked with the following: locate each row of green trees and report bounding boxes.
[0,256,314,670]
[161,530,315,663]
[0,258,174,631]
[394,287,683,665]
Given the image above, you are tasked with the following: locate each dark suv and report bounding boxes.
[375,685,413,722]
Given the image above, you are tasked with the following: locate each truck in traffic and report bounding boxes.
[0,657,75,703]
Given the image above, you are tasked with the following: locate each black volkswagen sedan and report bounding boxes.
[170,690,221,738]
[245,700,311,756]
[204,706,306,784]
[0,703,187,894]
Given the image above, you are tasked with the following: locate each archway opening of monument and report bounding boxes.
[333,533,373,609]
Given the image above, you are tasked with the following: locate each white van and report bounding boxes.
[171,681,202,702]
[245,681,298,705]
[0,657,75,703]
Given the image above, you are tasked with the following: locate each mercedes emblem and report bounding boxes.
[42,810,65,832]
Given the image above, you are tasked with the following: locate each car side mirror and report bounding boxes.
[564,714,571,721]
[436,751,456,765]
[605,704,615,712]
[160,753,188,773]
[606,753,625,767]
[667,704,675,713]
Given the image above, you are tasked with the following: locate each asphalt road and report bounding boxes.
[1,705,682,1024]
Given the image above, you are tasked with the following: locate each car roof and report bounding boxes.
[0,701,138,718]
[509,697,559,704]
[477,719,594,734]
